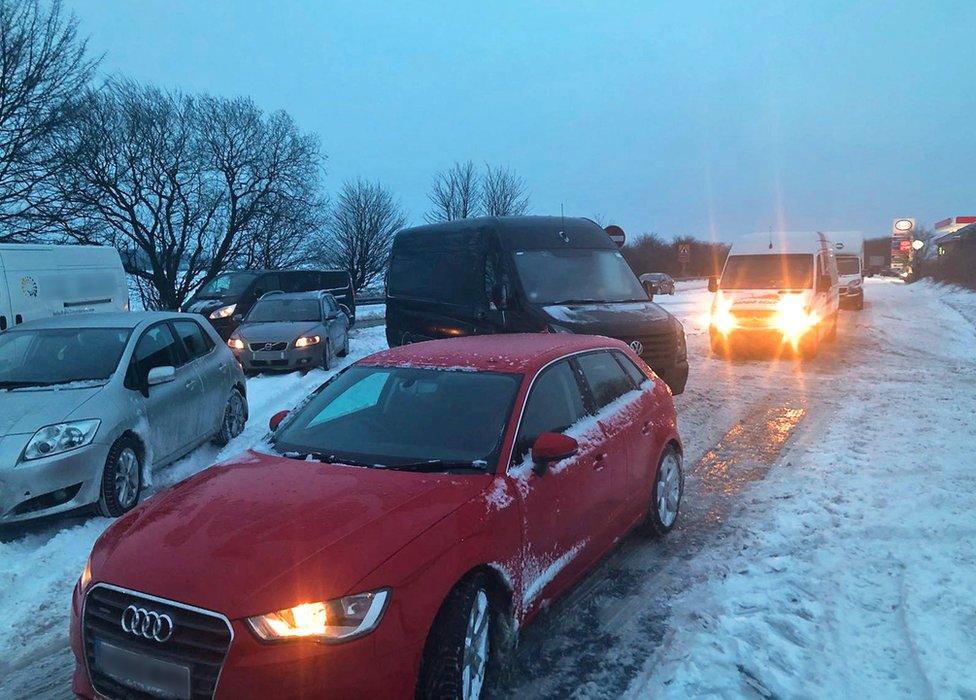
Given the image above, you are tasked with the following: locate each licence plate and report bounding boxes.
[93,640,191,700]
[253,350,285,360]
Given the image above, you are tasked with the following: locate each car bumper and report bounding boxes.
[0,437,110,523]
[710,326,815,352]
[232,345,324,372]
[653,358,688,395]
[70,585,420,700]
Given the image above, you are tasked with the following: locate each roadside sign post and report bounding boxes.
[678,244,690,277]
[605,224,626,248]
[891,218,915,275]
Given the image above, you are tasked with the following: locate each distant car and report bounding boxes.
[639,272,676,295]
[0,312,247,523]
[227,291,350,373]
[70,334,683,700]
[183,269,356,339]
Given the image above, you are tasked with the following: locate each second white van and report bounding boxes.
[708,231,840,358]
[0,244,128,332]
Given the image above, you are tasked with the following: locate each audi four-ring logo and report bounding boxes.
[120,605,174,642]
[629,340,644,355]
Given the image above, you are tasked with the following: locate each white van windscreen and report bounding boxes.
[837,257,860,276]
[721,254,813,290]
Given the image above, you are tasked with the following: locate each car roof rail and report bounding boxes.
[259,290,286,299]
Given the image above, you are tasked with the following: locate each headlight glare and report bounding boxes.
[247,589,389,643]
[775,294,817,343]
[209,303,237,320]
[23,420,100,461]
[711,295,737,335]
[294,335,321,348]
[227,337,245,350]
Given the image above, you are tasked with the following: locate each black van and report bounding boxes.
[184,269,356,339]
[386,216,688,394]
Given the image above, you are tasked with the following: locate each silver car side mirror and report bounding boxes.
[147,366,176,386]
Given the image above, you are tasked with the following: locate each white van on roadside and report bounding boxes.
[0,244,128,332]
[708,231,840,358]
[828,231,865,310]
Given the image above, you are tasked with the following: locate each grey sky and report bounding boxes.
[70,0,976,241]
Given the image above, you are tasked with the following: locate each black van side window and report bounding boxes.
[389,249,485,306]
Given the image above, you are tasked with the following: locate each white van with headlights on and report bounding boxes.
[708,232,839,358]
[0,244,128,333]
[829,231,865,310]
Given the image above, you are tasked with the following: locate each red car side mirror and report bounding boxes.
[269,410,290,432]
[531,432,579,470]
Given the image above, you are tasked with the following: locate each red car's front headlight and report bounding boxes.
[247,589,389,643]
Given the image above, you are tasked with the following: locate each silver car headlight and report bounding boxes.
[209,303,237,320]
[247,589,389,643]
[23,420,101,461]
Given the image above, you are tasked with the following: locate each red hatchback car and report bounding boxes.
[70,334,683,700]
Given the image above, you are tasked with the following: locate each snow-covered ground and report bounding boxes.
[3,278,975,698]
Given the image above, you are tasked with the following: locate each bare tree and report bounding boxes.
[0,0,97,241]
[46,81,325,309]
[197,95,325,271]
[319,179,405,291]
[481,164,529,216]
[425,160,479,223]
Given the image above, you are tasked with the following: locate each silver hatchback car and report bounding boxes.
[0,312,247,523]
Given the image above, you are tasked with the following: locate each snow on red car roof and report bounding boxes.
[358,334,627,374]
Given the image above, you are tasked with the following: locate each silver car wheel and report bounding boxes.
[114,447,139,509]
[461,589,489,700]
[224,391,246,438]
[656,451,682,527]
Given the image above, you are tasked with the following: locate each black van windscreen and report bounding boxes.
[513,249,647,305]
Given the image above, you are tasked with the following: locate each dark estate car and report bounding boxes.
[385,216,688,394]
[184,269,356,339]
[640,272,676,296]
[228,291,350,373]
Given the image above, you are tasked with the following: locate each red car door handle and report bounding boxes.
[593,453,607,471]
[641,421,652,435]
